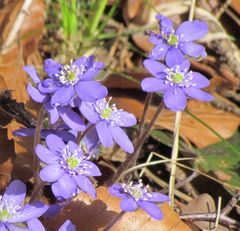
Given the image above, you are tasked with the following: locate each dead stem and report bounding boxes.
[32,106,45,201]
[180,213,240,228]
[105,101,165,186]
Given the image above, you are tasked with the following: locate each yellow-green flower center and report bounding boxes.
[168,34,178,45]
[0,209,11,221]
[132,188,142,199]
[66,157,79,169]
[172,73,183,83]
[67,71,77,82]
[101,107,112,119]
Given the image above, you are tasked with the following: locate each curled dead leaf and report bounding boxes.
[43,186,192,231]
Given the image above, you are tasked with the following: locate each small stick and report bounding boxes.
[221,192,240,216]
[180,212,240,228]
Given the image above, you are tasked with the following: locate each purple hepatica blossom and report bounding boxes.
[141,58,213,111]
[108,180,170,220]
[39,56,108,105]
[0,180,48,230]
[79,98,137,153]
[24,66,86,132]
[147,14,208,64]
[58,220,76,231]
[36,134,101,199]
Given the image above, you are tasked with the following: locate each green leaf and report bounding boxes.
[196,130,240,187]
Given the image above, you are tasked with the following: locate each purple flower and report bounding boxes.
[39,56,108,105]
[141,59,213,111]
[58,220,76,231]
[108,180,170,220]
[36,134,101,199]
[24,66,86,132]
[0,180,48,230]
[147,15,208,64]
[79,98,137,153]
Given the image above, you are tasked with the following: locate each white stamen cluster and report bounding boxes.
[164,66,196,93]
[94,98,123,126]
[55,60,86,85]
[121,180,154,201]
[0,196,20,222]
[59,145,92,176]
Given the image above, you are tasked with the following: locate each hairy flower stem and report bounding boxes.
[132,93,153,168]
[168,0,196,208]
[29,181,45,203]
[76,123,95,144]
[138,93,153,139]
[32,106,45,201]
[105,101,165,186]
[103,211,125,231]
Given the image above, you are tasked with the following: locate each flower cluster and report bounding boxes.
[142,14,213,111]
[9,13,213,228]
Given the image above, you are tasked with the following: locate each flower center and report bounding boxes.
[131,187,143,200]
[0,197,20,222]
[171,73,183,83]
[95,98,122,125]
[66,157,80,169]
[122,180,152,201]
[168,34,178,45]
[56,60,86,85]
[0,209,11,221]
[59,145,92,176]
[101,107,112,119]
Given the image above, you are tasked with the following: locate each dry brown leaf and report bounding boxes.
[43,186,192,231]
[109,90,240,148]
[0,0,45,181]
[0,127,14,190]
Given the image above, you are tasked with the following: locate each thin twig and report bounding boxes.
[105,101,165,186]
[180,212,240,228]
[120,157,193,179]
[221,192,240,216]
[161,172,198,194]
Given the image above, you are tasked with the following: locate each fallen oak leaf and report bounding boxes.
[43,186,192,231]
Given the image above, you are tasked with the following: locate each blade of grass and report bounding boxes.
[89,0,108,36]
[98,0,121,33]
